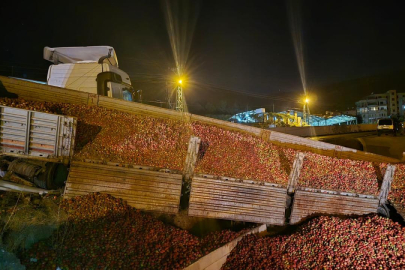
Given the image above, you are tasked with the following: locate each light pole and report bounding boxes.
[303,98,309,126]
[176,79,184,112]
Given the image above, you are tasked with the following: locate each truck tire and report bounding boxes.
[35,163,68,190]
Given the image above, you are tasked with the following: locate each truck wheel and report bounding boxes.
[35,163,68,190]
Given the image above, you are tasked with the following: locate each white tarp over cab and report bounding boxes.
[43,46,119,67]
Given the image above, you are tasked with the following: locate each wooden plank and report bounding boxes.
[185,225,268,270]
[63,188,180,210]
[65,181,180,199]
[294,192,379,204]
[69,169,182,183]
[190,186,286,200]
[188,210,284,225]
[189,204,285,217]
[184,136,201,181]
[189,192,286,206]
[64,188,180,206]
[287,152,305,193]
[192,179,286,192]
[67,175,181,190]
[191,185,286,198]
[65,182,180,200]
[294,202,378,212]
[379,165,396,205]
[188,208,285,221]
[189,198,285,212]
[71,161,182,176]
[68,170,182,184]
[292,204,378,214]
[2,85,89,104]
[189,205,284,215]
[190,185,287,199]
[193,177,286,191]
[64,185,181,203]
[188,208,285,220]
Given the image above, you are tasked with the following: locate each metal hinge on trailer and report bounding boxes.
[0,105,77,162]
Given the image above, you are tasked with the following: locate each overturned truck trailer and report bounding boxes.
[0,75,402,223]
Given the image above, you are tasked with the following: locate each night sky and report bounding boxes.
[1,0,404,113]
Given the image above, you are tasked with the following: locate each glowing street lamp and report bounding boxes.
[178,79,183,85]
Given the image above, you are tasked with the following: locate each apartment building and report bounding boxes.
[355,90,405,123]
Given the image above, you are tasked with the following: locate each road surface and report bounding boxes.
[310,131,405,160]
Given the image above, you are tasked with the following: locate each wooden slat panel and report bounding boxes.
[0,104,76,162]
[290,190,379,224]
[189,176,287,225]
[64,162,182,214]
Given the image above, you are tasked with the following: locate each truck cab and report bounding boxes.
[44,46,135,101]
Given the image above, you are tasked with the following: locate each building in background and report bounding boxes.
[229,108,357,127]
[279,110,357,126]
[229,108,266,123]
[355,90,405,123]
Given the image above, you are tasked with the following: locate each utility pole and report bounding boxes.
[166,81,172,109]
[303,98,310,126]
[168,66,184,112]
[176,80,184,112]
[137,89,142,103]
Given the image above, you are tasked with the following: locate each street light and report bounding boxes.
[303,97,310,126]
[176,78,184,112]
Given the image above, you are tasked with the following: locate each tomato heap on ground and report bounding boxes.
[21,193,248,270]
[223,215,405,270]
